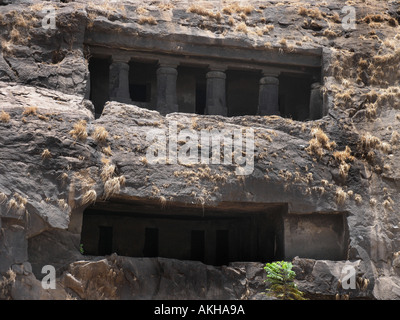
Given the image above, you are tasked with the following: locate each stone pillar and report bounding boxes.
[309,82,323,120]
[205,70,227,116]
[84,73,91,100]
[156,63,178,115]
[109,56,131,103]
[257,73,280,116]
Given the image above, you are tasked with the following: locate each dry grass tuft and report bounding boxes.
[41,149,52,159]
[335,187,347,205]
[333,146,354,163]
[354,194,362,204]
[159,195,167,209]
[0,110,10,123]
[323,28,338,38]
[103,177,121,200]
[158,2,174,11]
[82,189,97,205]
[58,199,69,211]
[101,163,115,182]
[305,127,336,158]
[222,3,253,15]
[298,7,323,20]
[187,5,223,21]
[390,131,400,145]
[22,106,37,116]
[92,126,109,144]
[0,192,7,205]
[138,16,157,25]
[360,133,381,150]
[236,22,248,33]
[102,145,113,156]
[118,175,126,187]
[383,197,394,211]
[69,120,88,141]
[339,162,351,179]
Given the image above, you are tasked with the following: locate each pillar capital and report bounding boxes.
[260,76,279,86]
[157,65,178,76]
[206,70,226,80]
[207,64,227,73]
[311,82,321,89]
[261,69,280,77]
[158,60,179,69]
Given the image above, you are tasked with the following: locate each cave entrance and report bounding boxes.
[128,60,158,109]
[177,66,207,114]
[79,201,349,264]
[80,201,285,266]
[226,69,260,117]
[279,73,313,121]
[98,226,113,256]
[88,56,111,118]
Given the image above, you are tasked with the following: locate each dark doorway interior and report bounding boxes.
[89,56,111,118]
[98,226,113,256]
[80,203,285,265]
[129,60,157,108]
[130,83,150,102]
[177,66,207,114]
[191,230,205,262]
[215,230,229,266]
[144,227,159,257]
[226,69,260,117]
[279,73,313,121]
[195,82,207,115]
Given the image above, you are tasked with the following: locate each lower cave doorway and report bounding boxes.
[80,202,286,266]
[216,229,229,266]
[144,227,159,257]
[98,226,113,256]
[191,230,205,263]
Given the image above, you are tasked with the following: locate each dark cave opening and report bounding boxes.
[80,202,286,266]
[279,73,314,121]
[88,56,111,119]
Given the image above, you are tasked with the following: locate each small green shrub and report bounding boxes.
[264,261,307,300]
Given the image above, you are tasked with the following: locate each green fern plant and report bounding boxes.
[264,261,307,300]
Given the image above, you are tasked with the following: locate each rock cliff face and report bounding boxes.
[0,0,400,300]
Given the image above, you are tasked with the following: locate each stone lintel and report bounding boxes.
[86,32,322,68]
[111,54,131,64]
[90,46,319,77]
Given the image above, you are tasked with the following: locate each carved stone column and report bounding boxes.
[109,56,131,104]
[205,69,227,116]
[156,63,178,115]
[257,73,280,116]
[309,82,323,120]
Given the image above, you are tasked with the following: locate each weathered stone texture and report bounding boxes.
[0,0,400,300]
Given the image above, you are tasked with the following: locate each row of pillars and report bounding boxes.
[108,56,322,118]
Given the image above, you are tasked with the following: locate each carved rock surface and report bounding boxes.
[0,0,400,300]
